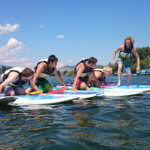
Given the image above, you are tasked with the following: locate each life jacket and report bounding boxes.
[117,48,133,64]
[0,67,27,86]
[74,59,93,82]
[119,48,133,59]
[34,59,55,78]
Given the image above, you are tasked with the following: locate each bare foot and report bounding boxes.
[117,83,121,86]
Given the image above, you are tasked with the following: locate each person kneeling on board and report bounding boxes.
[32,55,68,94]
[0,67,34,96]
[87,66,112,87]
[72,57,97,91]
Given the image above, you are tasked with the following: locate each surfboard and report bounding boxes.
[48,88,66,94]
[0,94,16,105]
[56,84,149,97]
[99,90,142,97]
[50,92,98,100]
[13,95,79,105]
[91,87,143,97]
[102,85,150,92]
[52,87,101,99]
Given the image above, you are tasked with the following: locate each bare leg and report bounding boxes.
[117,64,122,86]
[127,73,132,86]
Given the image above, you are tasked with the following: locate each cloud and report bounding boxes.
[56,35,64,39]
[0,23,19,34]
[57,62,65,69]
[0,38,34,67]
[0,38,23,57]
[66,59,73,63]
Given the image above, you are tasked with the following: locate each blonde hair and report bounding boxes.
[124,36,134,45]
[103,66,112,74]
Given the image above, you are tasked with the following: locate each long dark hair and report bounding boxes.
[124,36,134,52]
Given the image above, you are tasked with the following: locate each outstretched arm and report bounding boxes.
[112,45,123,66]
[132,48,140,72]
[54,69,68,89]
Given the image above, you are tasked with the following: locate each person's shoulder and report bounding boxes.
[132,47,136,51]
[132,47,137,53]
[119,45,124,50]
[37,62,47,70]
[77,62,85,70]
[9,71,19,77]
[94,70,102,78]
[95,70,102,75]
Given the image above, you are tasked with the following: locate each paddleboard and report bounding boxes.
[99,90,142,97]
[50,93,98,100]
[102,85,150,92]
[91,87,143,97]
[13,95,79,105]
[52,87,101,99]
[56,84,147,97]
[0,94,16,105]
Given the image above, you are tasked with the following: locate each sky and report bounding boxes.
[0,0,150,69]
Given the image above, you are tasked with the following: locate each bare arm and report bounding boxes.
[53,69,68,89]
[112,45,123,66]
[32,63,46,91]
[72,64,85,91]
[132,48,140,72]
[0,72,19,93]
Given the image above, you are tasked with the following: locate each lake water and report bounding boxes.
[0,75,150,150]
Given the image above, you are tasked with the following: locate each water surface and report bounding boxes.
[0,75,150,150]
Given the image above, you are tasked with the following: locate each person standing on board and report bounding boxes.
[72,57,97,91]
[32,55,67,93]
[112,36,140,86]
[0,67,34,96]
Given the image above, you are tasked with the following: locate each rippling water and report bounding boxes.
[0,75,150,150]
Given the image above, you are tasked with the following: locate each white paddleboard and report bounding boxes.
[50,93,97,100]
[99,90,142,97]
[51,89,101,99]
[13,95,79,105]
[104,85,150,92]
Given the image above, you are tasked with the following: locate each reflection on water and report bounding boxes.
[0,76,150,149]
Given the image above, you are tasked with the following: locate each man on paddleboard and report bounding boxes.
[72,57,97,91]
[0,67,34,96]
[112,36,140,86]
[32,55,67,93]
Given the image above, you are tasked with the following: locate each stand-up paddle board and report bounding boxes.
[13,95,79,105]
[91,87,143,97]
[51,88,101,99]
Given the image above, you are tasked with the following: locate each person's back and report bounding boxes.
[0,67,34,96]
[87,66,112,87]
